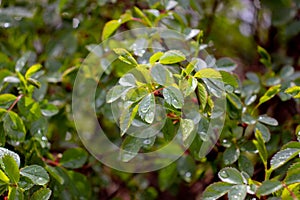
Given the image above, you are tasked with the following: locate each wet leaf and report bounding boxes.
[258,115,278,126]
[202,182,233,200]
[163,86,184,109]
[158,162,177,191]
[31,188,52,200]
[257,180,282,196]
[253,129,268,166]
[138,93,155,124]
[180,118,194,143]
[120,136,142,162]
[223,145,240,165]
[270,148,300,170]
[218,167,244,184]
[150,64,174,86]
[60,148,88,169]
[227,185,247,200]
[20,165,49,185]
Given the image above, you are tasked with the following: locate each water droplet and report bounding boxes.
[72,18,80,29]
[219,170,228,178]
[143,139,151,145]
[3,22,10,28]
[41,136,47,141]
[185,172,191,178]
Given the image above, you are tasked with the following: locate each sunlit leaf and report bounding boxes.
[159,50,186,64]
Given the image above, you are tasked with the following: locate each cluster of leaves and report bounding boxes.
[100,4,300,200]
[1,0,300,199]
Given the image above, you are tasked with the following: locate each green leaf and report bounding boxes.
[2,155,20,184]
[258,115,278,126]
[216,58,237,72]
[138,93,155,124]
[220,71,239,88]
[163,86,184,109]
[197,83,208,110]
[15,52,31,72]
[158,162,177,191]
[218,167,244,184]
[285,162,300,185]
[60,147,88,169]
[238,155,254,176]
[202,182,233,200]
[187,58,207,72]
[194,68,222,79]
[8,187,23,200]
[257,180,283,196]
[120,104,139,135]
[270,148,300,170]
[44,165,64,185]
[180,118,194,144]
[159,50,186,64]
[245,94,257,106]
[0,94,16,108]
[179,76,197,97]
[18,97,41,121]
[150,64,174,86]
[227,93,242,110]
[258,84,281,106]
[25,64,42,79]
[67,170,92,199]
[0,169,9,183]
[26,78,41,88]
[40,103,59,117]
[113,48,138,66]
[223,145,240,165]
[257,46,271,67]
[3,111,26,142]
[280,65,294,79]
[102,20,121,41]
[253,130,268,166]
[31,188,52,200]
[120,136,142,162]
[0,147,20,167]
[125,87,148,103]
[285,86,300,98]
[20,165,49,185]
[119,73,136,87]
[228,185,247,200]
[133,6,152,26]
[106,85,132,103]
[246,72,260,83]
[177,155,196,182]
[149,52,164,65]
[18,176,34,191]
[255,123,271,142]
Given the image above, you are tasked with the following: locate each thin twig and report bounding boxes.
[7,94,24,112]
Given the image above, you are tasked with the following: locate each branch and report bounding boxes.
[7,94,24,112]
